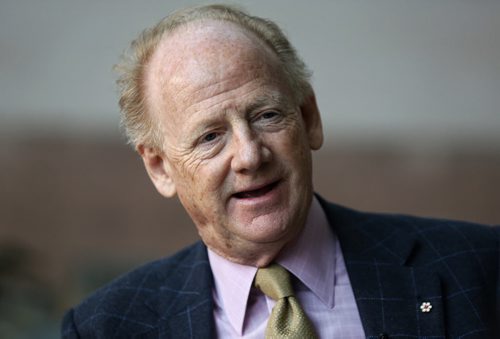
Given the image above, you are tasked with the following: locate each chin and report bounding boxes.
[238,212,301,244]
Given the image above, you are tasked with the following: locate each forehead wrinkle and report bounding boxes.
[245,92,290,113]
[185,78,264,117]
[174,73,246,111]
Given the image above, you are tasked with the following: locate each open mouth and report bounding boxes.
[233,180,280,199]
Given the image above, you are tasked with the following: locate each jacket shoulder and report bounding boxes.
[62,241,210,338]
[320,197,498,249]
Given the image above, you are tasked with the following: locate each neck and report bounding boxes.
[205,226,306,268]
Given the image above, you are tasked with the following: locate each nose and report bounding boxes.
[230,127,271,173]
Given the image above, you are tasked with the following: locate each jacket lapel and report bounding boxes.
[141,242,215,338]
[319,197,446,338]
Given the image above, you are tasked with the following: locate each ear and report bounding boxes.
[137,144,177,198]
[300,92,324,150]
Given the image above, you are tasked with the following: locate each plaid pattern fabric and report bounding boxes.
[62,197,499,338]
[62,242,215,338]
[319,197,499,339]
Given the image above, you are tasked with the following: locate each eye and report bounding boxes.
[259,111,279,120]
[261,111,279,120]
[201,132,219,143]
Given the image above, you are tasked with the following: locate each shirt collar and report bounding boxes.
[208,249,257,335]
[207,196,336,335]
[276,196,336,308]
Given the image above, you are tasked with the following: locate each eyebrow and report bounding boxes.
[244,92,289,114]
[184,92,291,142]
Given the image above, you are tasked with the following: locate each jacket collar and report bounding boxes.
[140,242,215,338]
[317,196,445,338]
[317,195,416,265]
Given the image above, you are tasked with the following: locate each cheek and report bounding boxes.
[179,192,206,222]
[274,125,309,160]
[177,175,230,240]
[279,129,313,183]
[196,157,232,198]
[176,163,228,215]
[179,149,230,186]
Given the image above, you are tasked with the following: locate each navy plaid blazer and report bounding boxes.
[62,197,499,338]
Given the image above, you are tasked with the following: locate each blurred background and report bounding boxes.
[1,0,499,337]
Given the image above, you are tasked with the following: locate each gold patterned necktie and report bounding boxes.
[254,264,318,339]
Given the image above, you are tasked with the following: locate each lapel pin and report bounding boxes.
[420,301,432,313]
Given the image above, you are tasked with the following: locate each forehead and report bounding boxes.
[151,20,279,79]
[144,20,285,115]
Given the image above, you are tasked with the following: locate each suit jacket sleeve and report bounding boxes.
[62,308,80,339]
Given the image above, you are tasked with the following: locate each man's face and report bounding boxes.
[142,22,323,266]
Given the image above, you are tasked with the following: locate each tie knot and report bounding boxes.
[254,264,294,300]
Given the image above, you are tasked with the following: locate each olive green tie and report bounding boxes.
[254,264,318,339]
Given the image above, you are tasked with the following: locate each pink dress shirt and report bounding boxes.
[208,197,365,338]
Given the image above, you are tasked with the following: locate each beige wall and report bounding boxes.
[1,0,499,148]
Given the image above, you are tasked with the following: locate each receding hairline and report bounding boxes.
[116,4,312,152]
[143,19,292,140]
[151,17,281,63]
[152,20,283,75]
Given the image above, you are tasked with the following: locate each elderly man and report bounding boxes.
[62,4,499,338]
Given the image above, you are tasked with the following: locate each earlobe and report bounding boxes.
[300,93,324,150]
[137,144,177,198]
